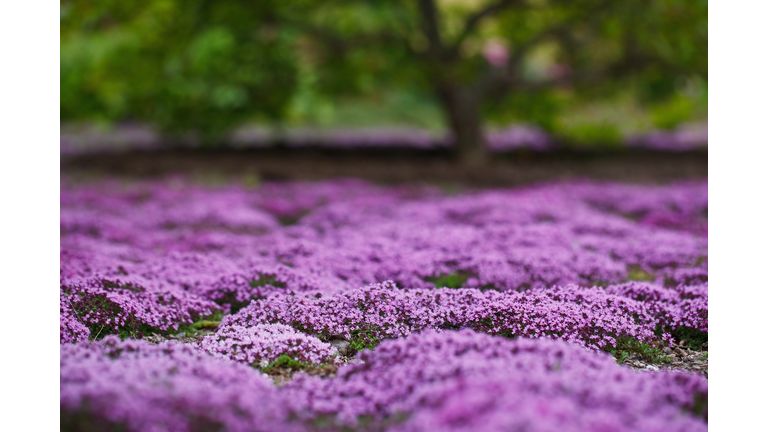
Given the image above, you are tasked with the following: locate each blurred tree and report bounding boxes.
[61,0,707,161]
[279,0,706,164]
[61,0,299,144]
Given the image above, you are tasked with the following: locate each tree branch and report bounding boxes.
[417,0,445,60]
[279,17,416,58]
[490,52,682,97]
[451,0,524,53]
[474,0,616,97]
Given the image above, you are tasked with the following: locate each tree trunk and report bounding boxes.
[438,86,489,167]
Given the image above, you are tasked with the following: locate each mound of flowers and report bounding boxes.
[60,178,707,341]
[60,274,220,343]
[60,336,297,432]
[284,330,708,431]
[201,323,338,366]
[224,280,706,351]
[61,331,707,432]
[60,177,708,431]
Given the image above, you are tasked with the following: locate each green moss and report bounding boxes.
[249,274,287,288]
[425,272,470,289]
[608,337,671,364]
[257,354,333,372]
[191,320,220,330]
[114,311,225,340]
[165,312,226,338]
[626,265,655,282]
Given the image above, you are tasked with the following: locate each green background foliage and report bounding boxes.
[61,0,298,143]
[61,0,707,146]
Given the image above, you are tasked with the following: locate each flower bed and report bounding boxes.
[61,331,707,432]
[60,177,708,431]
[61,123,708,154]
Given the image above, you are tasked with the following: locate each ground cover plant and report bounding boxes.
[60,177,708,431]
[61,122,707,155]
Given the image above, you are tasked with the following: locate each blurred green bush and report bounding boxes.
[61,0,298,144]
[61,0,707,150]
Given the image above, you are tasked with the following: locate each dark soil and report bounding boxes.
[62,147,707,187]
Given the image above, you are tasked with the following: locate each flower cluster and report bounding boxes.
[60,275,220,341]
[224,280,706,350]
[60,336,298,432]
[60,297,90,343]
[60,177,708,431]
[282,329,708,431]
[568,180,708,236]
[605,281,708,332]
[61,331,708,432]
[60,178,707,341]
[626,123,708,151]
[201,323,338,365]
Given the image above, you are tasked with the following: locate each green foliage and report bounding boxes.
[626,265,655,282]
[554,121,624,150]
[190,320,220,331]
[249,274,287,289]
[484,91,564,132]
[348,328,384,353]
[295,90,446,130]
[650,94,696,130]
[609,337,672,364]
[612,349,631,365]
[668,326,708,351]
[194,311,224,324]
[62,0,707,146]
[61,0,299,144]
[114,311,224,341]
[425,272,470,289]
[258,354,334,372]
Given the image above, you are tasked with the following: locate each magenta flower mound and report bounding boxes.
[60,178,707,343]
[201,323,338,365]
[284,330,707,432]
[226,280,706,350]
[60,275,220,340]
[61,178,707,323]
[605,281,708,332]
[60,336,299,432]
[60,177,708,431]
[567,180,708,236]
[60,300,90,343]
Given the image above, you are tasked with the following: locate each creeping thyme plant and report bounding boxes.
[61,178,707,431]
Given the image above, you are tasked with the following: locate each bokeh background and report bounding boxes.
[60,0,707,163]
